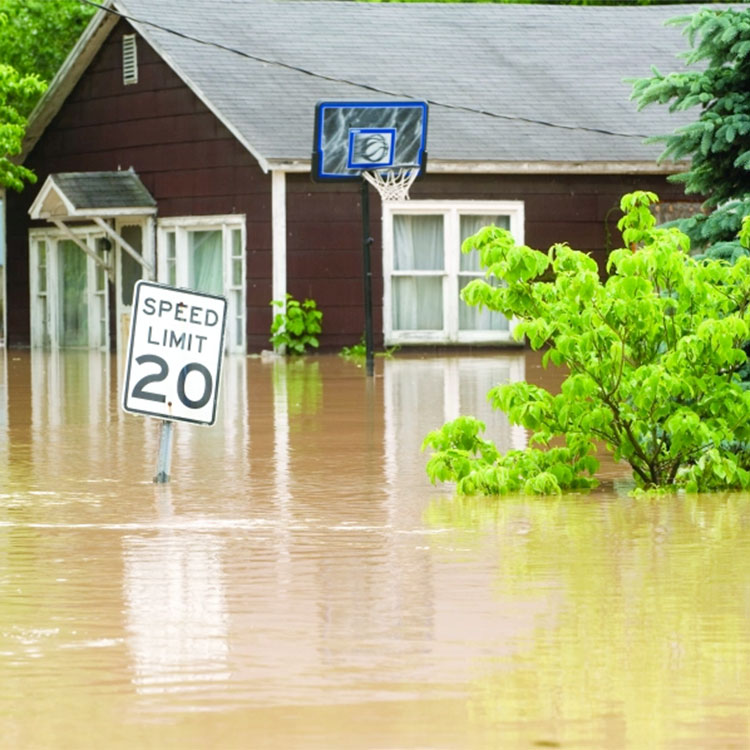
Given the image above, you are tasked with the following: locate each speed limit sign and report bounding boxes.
[122,280,227,425]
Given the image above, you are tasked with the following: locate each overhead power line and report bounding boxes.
[78,0,650,140]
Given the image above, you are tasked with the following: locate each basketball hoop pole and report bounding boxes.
[360,178,375,376]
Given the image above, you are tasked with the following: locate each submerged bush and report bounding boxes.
[423,191,750,494]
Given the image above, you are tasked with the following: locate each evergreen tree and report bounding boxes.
[632,6,750,258]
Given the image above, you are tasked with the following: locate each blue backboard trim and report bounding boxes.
[312,101,428,182]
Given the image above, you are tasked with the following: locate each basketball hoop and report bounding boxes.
[361,164,420,201]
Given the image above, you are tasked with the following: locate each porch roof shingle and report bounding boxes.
[49,171,157,211]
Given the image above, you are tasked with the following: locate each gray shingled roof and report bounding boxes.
[50,171,156,210]
[111,2,726,169]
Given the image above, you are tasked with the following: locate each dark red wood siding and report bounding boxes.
[286,171,687,350]
[6,18,688,353]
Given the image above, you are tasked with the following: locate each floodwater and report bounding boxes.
[1,349,750,750]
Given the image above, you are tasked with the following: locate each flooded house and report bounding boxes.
[5,0,694,354]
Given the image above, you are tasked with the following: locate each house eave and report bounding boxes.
[266,158,685,176]
[34,207,157,220]
[426,160,685,175]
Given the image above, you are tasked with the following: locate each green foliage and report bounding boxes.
[631,6,750,252]
[423,191,750,494]
[0,63,45,190]
[270,294,323,355]
[340,337,367,360]
[0,0,95,87]
[339,335,399,362]
[0,0,94,190]
[423,416,598,495]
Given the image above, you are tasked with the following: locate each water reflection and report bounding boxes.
[2,350,750,749]
[384,354,527,495]
[426,492,750,749]
[123,488,230,700]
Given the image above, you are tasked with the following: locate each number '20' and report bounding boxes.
[131,354,213,409]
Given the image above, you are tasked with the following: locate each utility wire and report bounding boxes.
[79,0,650,140]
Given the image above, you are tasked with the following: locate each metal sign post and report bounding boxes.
[122,280,228,483]
[154,419,175,483]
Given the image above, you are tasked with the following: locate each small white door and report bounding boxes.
[29,233,109,350]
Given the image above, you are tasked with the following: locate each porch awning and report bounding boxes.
[28,169,157,279]
[29,170,156,220]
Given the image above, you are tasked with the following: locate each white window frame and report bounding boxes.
[157,215,246,354]
[382,199,525,346]
[29,227,110,351]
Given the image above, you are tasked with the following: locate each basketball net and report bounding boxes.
[362,165,419,201]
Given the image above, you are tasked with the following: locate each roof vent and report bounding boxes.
[122,34,138,85]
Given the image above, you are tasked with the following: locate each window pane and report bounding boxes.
[188,230,223,295]
[393,215,443,271]
[459,214,510,272]
[96,245,107,292]
[458,276,509,331]
[166,232,176,286]
[59,240,88,347]
[232,258,243,288]
[167,232,176,259]
[39,297,49,347]
[37,241,47,293]
[392,276,442,330]
[120,225,143,306]
[231,228,242,257]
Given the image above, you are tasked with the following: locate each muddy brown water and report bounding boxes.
[1,349,750,749]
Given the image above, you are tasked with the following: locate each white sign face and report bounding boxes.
[122,280,227,425]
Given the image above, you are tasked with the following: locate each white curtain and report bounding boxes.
[392,215,443,330]
[188,230,223,295]
[458,215,510,332]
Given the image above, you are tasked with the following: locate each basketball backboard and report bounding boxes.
[312,101,428,181]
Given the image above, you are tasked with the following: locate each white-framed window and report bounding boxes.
[157,215,246,354]
[29,228,110,351]
[382,200,525,345]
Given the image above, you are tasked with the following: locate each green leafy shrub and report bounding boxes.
[423,191,750,494]
[0,63,46,190]
[423,416,598,496]
[340,337,367,360]
[339,335,400,362]
[270,294,322,355]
